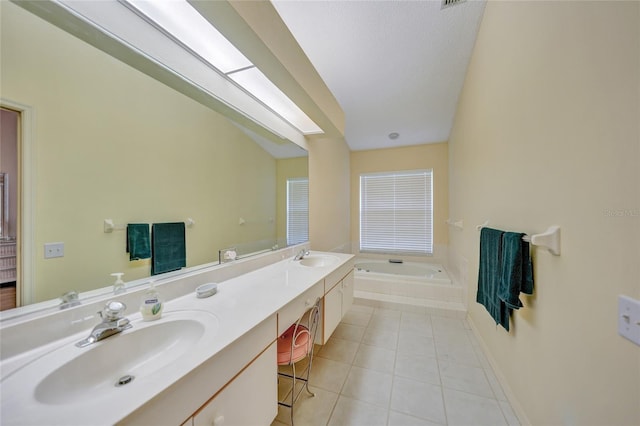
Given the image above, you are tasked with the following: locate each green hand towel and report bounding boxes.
[498,232,534,310]
[126,223,151,260]
[151,222,186,276]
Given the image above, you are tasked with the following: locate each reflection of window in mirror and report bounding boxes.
[0,107,19,311]
[286,178,309,245]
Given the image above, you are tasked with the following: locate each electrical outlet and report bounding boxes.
[44,242,64,259]
[618,295,640,346]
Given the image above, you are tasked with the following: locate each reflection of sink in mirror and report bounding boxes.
[299,255,340,268]
[7,311,218,406]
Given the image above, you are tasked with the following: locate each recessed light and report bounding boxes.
[388,132,400,140]
[124,0,322,135]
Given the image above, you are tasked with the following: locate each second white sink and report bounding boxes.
[298,254,340,268]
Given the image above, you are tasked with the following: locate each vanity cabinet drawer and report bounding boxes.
[277,281,323,335]
[192,342,277,426]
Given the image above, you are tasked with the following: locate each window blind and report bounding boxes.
[360,170,433,255]
[287,178,309,245]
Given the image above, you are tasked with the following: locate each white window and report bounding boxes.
[286,178,309,245]
[360,170,433,255]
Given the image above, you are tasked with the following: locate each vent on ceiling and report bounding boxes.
[441,0,466,9]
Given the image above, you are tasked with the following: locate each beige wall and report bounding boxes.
[448,1,639,425]
[308,137,351,252]
[350,143,449,257]
[276,156,309,242]
[1,3,278,302]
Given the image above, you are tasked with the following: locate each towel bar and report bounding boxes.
[476,221,561,256]
[446,219,464,229]
[104,218,195,233]
[530,226,561,256]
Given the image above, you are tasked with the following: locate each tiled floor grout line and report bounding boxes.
[384,315,401,425]
[485,350,515,426]
[430,314,451,426]
[324,308,372,426]
[330,346,355,426]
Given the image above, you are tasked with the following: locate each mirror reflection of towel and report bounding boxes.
[151,222,186,275]
[126,223,151,260]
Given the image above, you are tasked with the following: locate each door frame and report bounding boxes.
[1,99,35,306]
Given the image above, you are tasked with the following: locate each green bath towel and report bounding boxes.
[151,222,186,276]
[476,227,510,331]
[126,223,151,260]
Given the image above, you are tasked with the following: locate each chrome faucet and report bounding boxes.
[76,300,132,348]
[294,248,310,261]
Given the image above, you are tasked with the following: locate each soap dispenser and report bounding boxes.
[140,280,163,321]
[111,272,126,295]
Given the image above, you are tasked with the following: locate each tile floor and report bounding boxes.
[272,303,520,426]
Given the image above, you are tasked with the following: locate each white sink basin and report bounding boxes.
[2,310,218,411]
[298,254,340,268]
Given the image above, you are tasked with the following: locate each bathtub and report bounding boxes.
[353,258,465,312]
[354,260,451,284]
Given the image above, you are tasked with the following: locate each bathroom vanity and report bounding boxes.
[0,249,354,425]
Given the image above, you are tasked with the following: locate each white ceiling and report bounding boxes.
[272,0,487,151]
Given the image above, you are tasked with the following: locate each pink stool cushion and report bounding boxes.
[277,324,311,365]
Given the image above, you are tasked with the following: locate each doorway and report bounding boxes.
[0,107,20,310]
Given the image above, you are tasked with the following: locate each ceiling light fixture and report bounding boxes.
[124,0,322,135]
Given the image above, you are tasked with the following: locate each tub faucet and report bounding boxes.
[76,300,131,348]
[294,249,310,261]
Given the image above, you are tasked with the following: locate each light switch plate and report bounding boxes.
[44,242,64,259]
[618,295,640,346]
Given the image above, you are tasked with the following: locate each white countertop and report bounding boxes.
[0,251,354,425]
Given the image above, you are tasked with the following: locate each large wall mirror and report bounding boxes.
[0,1,309,312]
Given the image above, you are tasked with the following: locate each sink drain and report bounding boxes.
[115,374,134,387]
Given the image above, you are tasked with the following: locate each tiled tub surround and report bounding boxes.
[0,248,355,425]
[273,303,520,426]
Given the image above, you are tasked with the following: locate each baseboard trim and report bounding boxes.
[466,314,532,426]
